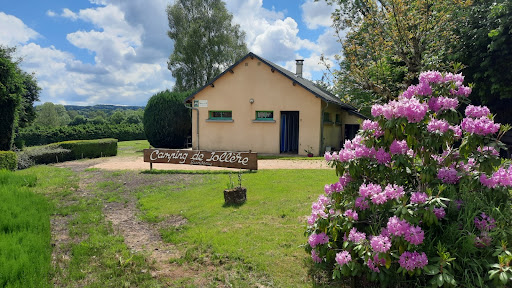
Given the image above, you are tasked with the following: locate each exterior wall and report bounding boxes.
[322,103,344,151]
[190,57,323,156]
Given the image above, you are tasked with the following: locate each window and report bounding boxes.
[256,111,273,121]
[209,111,232,120]
[323,112,331,123]
[335,114,341,124]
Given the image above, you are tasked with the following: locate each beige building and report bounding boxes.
[184,52,366,156]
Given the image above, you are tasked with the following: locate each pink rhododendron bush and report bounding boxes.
[305,71,512,287]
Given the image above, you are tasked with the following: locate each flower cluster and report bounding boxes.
[465,105,490,118]
[410,192,428,204]
[389,139,409,155]
[398,251,428,271]
[371,97,428,123]
[370,235,392,253]
[367,254,386,272]
[479,165,512,188]
[433,207,446,220]
[335,251,352,266]
[348,227,366,243]
[428,96,459,113]
[437,167,460,184]
[427,118,450,134]
[344,209,358,220]
[308,195,330,225]
[308,232,329,248]
[474,213,496,248]
[477,146,499,156]
[385,216,424,245]
[461,117,500,136]
[362,120,384,138]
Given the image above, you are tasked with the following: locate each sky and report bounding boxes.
[0,0,341,106]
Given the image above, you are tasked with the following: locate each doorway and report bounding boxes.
[280,111,299,153]
[344,124,360,143]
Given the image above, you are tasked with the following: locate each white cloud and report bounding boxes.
[61,8,79,20]
[46,10,57,17]
[0,12,39,46]
[301,0,336,29]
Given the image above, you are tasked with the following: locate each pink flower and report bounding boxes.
[443,72,464,85]
[437,167,460,184]
[428,96,459,113]
[461,117,500,136]
[362,120,384,138]
[344,209,359,220]
[355,196,369,210]
[308,232,329,248]
[383,184,405,200]
[367,254,386,273]
[465,105,491,118]
[410,192,428,204]
[324,152,333,162]
[399,251,428,271]
[311,250,322,263]
[335,251,352,266]
[427,118,450,134]
[386,216,409,237]
[324,184,332,195]
[348,227,366,243]
[433,207,446,220]
[376,148,391,164]
[390,139,409,155]
[370,235,391,253]
[359,183,382,198]
[404,225,425,245]
[419,71,443,84]
[477,146,499,156]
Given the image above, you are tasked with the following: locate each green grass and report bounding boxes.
[117,140,150,157]
[0,170,52,288]
[137,169,338,287]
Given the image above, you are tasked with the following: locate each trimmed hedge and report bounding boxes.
[51,138,118,160]
[17,123,145,147]
[17,146,72,169]
[0,151,17,171]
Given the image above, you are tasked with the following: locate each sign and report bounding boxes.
[143,149,258,170]
[193,100,208,108]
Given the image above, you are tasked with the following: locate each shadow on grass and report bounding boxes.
[222,201,246,208]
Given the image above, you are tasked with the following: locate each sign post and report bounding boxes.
[143,149,258,170]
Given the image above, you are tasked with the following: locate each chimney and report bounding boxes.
[295,59,304,77]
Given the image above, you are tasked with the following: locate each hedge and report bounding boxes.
[17,123,145,147]
[50,138,118,160]
[0,151,17,171]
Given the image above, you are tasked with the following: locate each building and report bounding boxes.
[184,52,366,156]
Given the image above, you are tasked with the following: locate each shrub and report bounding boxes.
[16,146,71,169]
[143,90,191,148]
[306,71,512,287]
[52,138,117,160]
[0,151,17,171]
[17,123,145,146]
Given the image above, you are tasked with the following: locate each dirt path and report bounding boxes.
[55,155,330,171]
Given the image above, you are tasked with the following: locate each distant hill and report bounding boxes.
[65,104,144,111]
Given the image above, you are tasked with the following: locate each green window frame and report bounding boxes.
[323,112,331,123]
[335,113,341,124]
[256,111,273,121]
[209,110,232,120]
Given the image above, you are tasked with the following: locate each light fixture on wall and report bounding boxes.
[249,98,254,104]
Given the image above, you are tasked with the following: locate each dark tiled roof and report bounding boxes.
[184,52,366,118]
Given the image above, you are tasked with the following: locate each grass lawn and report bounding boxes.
[0,170,52,288]
[137,169,339,287]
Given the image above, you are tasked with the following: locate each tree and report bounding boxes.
[455,0,512,125]
[109,110,126,124]
[0,46,24,150]
[17,71,41,129]
[167,0,248,92]
[34,102,71,127]
[69,115,88,126]
[143,90,191,148]
[324,0,471,115]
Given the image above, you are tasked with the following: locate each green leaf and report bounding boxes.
[436,274,444,287]
[499,271,508,285]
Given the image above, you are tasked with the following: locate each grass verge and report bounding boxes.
[137,169,338,287]
[0,169,52,288]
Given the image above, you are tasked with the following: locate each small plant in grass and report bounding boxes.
[224,169,246,205]
[305,71,512,287]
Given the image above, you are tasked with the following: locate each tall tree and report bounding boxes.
[455,0,512,124]
[324,0,470,115]
[0,46,24,150]
[167,0,248,92]
[34,102,70,127]
[17,71,41,128]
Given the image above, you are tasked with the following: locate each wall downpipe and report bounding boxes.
[184,103,199,150]
[320,100,328,156]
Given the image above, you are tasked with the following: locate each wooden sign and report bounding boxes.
[143,149,258,170]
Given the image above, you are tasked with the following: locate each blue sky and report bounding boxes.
[0,0,341,106]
